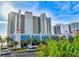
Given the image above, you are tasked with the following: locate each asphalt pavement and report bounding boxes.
[0,51,37,57]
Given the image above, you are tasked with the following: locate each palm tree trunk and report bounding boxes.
[0,45,1,52]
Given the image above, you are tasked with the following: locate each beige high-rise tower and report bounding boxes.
[7,10,51,41]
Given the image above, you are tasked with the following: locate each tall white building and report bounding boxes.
[53,24,65,35]
[63,24,70,35]
[7,10,51,39]
[53,22,79,36]
[24,11,33,34]
[69,22,79,35]
[40,13,47,34]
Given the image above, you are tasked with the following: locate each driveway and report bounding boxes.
[0,51,37,57]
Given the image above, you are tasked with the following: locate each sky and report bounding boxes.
[0,1,79,35]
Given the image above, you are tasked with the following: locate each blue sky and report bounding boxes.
[0,1,79,35]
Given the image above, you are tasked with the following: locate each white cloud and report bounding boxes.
[73,3,79,9]
[0,21,7,24]
[1,2,16,19]
[31,2,39,11]
[0,2,16,36]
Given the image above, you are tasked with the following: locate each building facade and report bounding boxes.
[69,22,79,35]
[7,10,51,40]
[24,11,33,34]
[53,24,64,35]
[33,16,40,34]
[53,22,79,36]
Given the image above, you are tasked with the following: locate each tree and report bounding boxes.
[5,37,14,48]
[27,38,40,45]
[0,36,1,40]
[0,36,4,51]
[13,41,18,49]
[0,36,2,51]
[21,40,27,48]
[5,37,13,44]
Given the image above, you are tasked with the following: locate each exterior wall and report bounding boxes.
[7,14,11,38]
[53,24,62,35]
[40,14,44,34]
[63,24,69,35]
[53,22,79,36]
[69,22,79,35]
[20,15,25,34]
[9,12,25,34]
[74,30,79,35]
[8,12,21,48]
[40,13,47,34]
[7,12,17,38]
[38,17,40,34]
[53,24,66,35]
[8,11,51,40]
[46,18,51,34]
[33,16,39,34]
[44,16,47,34]
[60,25,64,34]
[15,14,19,34]
[25,11,33,34]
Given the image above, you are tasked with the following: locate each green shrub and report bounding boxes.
[37,35,79,57]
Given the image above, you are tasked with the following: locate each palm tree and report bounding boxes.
[0,36,2,52]
[27,38,40,45]
[0,36,4,51]
[13,41,18,49]
[5,37,13,47]
[5,37,9,44]
[21,40,27,48]
[0,36,1,40]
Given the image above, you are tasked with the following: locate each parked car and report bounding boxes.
[27,45,37,52]
[0,48,11,56]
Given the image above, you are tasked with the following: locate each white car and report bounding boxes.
[27,49,37,52]
[27,45,37,49]
[27,45,37,52]
[0,49,11,56]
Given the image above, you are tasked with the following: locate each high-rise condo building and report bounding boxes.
[53,22,79,36]
[69,22,79,35]
[7,10,51,39]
